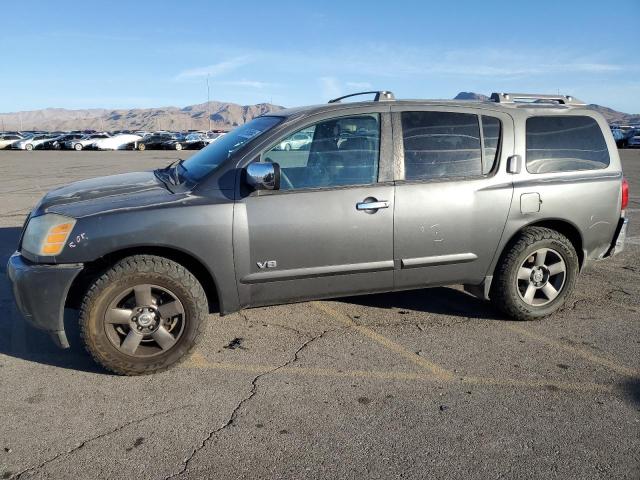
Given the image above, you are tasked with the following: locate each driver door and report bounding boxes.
[233,111,395,308]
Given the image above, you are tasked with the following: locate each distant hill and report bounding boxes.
[0,101,284,132]
[454,92,490,101]
[1,92,637,131]
[453,92,640,124]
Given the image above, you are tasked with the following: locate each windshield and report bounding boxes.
[181,116,283,182]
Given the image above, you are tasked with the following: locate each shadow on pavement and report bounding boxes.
[0,226,105,374]
[618,377,640,407]
[339,285,508,320]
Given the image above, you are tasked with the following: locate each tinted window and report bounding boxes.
[526,116,609,173]
[401,112,482,180]
[481,116,501,174]
[263,114,380,190]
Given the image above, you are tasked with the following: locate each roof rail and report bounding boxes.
[328,91,395,103]
[490,92,585,106]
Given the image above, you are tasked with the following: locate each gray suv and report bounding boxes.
[7,91,629,375]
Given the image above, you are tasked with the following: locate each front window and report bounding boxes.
[261,114,380,190]
[181,116,283,182]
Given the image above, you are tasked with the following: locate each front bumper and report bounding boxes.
[6,252,83,348]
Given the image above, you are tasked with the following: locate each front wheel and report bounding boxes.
[80,255,208,375]
[490,227,579,320]
[25,143,33,151]
[74,143,83,151]
[175,143,183,151]
[138,143,146,151]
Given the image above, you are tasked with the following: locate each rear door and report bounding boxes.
[234,110,395,307]
[392,106,515,288]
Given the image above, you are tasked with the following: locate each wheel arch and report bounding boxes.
[66,246,221,314]
[498,218,584,270]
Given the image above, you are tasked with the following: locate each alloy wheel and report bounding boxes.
[516,248,567,306]
[103,284,185,357]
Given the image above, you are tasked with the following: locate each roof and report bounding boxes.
[268,98,592,122]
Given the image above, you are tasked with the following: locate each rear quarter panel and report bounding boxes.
[495,108,622,271]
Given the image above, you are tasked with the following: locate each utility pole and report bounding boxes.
[207,74,211,131]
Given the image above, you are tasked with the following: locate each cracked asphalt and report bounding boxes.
[0,149,638,480]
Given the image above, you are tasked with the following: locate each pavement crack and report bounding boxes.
[164,329,330,480]
[11,404,197,479]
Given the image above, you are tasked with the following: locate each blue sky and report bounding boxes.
[1,0,638,113]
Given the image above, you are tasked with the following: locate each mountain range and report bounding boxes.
[0,101,284,132]
[1,92,637,131]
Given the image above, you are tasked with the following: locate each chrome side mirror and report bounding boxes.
[245,162,280,190]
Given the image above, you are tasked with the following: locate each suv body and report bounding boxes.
[7,91,629,374]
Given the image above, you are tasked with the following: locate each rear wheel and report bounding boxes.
[490,227,579,320]
[175,143,183,151]
[25,143,33,151]
[74,143,83,151]
[80,255,208,375]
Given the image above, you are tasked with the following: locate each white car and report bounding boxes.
[91,134,142,150]
[12,134,58,151]
[65,133,110,151]
[277,131,312,151]
[0,134,23,149]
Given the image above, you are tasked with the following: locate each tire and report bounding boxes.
[175,143,183,151]
[25,143,33,151]
[80,255,208,375]
[490,227,579,321]
[74,143,83,151]
[284,143,291,151]
[138,143,146,151]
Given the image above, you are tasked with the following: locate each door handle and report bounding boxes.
[356,199,389,211]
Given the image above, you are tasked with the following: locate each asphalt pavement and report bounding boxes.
[0,149,638,479]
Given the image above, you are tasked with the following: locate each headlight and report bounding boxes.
[22,214,76,256]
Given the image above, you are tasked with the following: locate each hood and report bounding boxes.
[34,171,186,218]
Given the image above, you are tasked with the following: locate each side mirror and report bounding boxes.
[245,162,280,190]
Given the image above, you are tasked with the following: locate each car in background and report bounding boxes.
[0,133,24,149]
[38,133,85,150]
[136,132,176,151]
[627,129,640,148]
[276,131,312,151]
[90,134,142,150]
[12,134,59,151]
[174,132,215,150]
[63,133,110,151]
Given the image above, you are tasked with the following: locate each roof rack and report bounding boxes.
[328,91,395,103]
[490,92,585,106]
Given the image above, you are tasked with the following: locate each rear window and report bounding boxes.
[526,116,609,173]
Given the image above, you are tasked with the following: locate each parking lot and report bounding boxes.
[0,149,638,479]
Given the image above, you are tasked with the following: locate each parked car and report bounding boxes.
[160,134,189,151]
[7,90,628,375]
[276,131,312,150]
[38,133,85,150]
[0,134,23,149]
[63,133,110,151]
[12,134,59,151]
[90,134,143,151]
[627,129,640,148]
[136,133,176,151]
